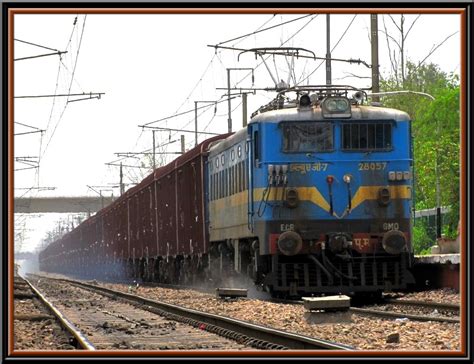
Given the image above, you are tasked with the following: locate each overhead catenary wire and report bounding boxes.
[14,122,43,130]
[41,15,88,160]
[145,15,287,164]
[139,96,238,128]
[296,14,358,86]
[14,38,60,52]
[217,14,312,46]
[230,14,320,90]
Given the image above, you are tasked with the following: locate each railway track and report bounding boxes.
[271,296,459,324]
[13,275,82,350]
[350,298,460,324]
[383,298,460,311]
[28,275,353,351]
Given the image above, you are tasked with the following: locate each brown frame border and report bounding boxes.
[7,6,468,359]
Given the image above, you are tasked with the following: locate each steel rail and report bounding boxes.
[349,307,459,324]
[268,296,459,324]
[23,277,96,350]
[383,298,460,311]
[42,276,353,351]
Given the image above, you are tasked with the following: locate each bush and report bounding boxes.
[412,220,435,255]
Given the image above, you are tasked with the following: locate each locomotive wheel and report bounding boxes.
[127,259,134,279]
[148,259,155,282]
[140,259,147,281]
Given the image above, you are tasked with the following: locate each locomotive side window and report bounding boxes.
[213,173,216,200]
[219,170,222,199]
[281,122,333,152]
[342,122,392,151]
[237,163,241,193]
[230,166,234,195]
[253,131,260,164]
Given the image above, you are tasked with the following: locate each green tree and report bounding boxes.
[379,62,460,252]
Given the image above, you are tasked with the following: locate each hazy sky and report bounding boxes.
[12,11,461,253]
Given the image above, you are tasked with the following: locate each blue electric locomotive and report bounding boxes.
[207,85,415,296]
[40,85,416,298]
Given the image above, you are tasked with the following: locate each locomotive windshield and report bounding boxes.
[282,122,333,153]
[341,122,392,151]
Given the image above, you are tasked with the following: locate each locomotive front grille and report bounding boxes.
[274,254,409,293]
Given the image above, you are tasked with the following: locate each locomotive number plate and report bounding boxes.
[358,162,387,171]
[290,163,328,174]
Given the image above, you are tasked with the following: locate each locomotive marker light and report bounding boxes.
[378,187,391,206]
[277,231,303,256]
[388,170,412,181]
[321,96,351,118]
[382,230,407,255]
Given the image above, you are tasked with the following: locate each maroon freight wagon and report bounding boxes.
[39,134,230,283]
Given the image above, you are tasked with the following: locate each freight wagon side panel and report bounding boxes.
[68,229,80,273]
[155,171,177,257]
[102,210,115,263]
[176,155,206,255]
[137,183,157,258]
[82,217,97,272]
[108,204,123,263]
[116,200,128,261]
[78,224,86,272]
[128,193,143,259]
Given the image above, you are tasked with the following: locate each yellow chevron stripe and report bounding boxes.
[209,185,411,213]
[350,185,412,211]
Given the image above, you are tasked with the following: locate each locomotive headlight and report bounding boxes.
[388,171,396,181]
[396,171,403,181]
[326,99,338,111]
[343,174,352,184]
[322,97,351,118]
[336,99,349,111]
[403,171,412,180]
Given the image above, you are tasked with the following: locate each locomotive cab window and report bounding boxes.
[342,122,392,151]
[281,122,333,153]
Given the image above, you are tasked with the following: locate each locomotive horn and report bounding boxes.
[353,91,364,104]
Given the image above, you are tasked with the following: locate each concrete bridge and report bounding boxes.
[14,196,116,213]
